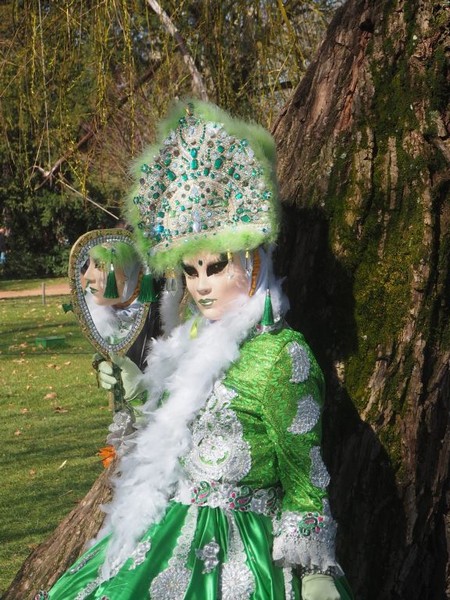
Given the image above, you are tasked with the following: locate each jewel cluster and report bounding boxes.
[188,480,282,516]
[133,114,273,253]
[196,539,220,573]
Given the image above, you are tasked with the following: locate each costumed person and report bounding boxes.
[40,101,354,600]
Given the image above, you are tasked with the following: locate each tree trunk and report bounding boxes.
[2,468,111,600]
[272,1,449,599]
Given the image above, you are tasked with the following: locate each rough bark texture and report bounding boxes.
[2,467,111,600]
[273,1,449,599]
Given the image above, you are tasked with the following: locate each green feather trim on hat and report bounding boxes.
[89,241,139,270]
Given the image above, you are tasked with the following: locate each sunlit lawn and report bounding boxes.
[0,293,112,595]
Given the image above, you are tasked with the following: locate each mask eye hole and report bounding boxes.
[182,264,198,278]
[206,260,228,276]
[93,259,106,270]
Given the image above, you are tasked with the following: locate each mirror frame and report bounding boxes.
[68,228,150,358]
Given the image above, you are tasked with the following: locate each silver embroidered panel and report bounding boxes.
[149,504,197,600]
[221,512,255,600]
[287,342,310,383]
[288,394,320,435]
[183,382,251,483]
[309,446,330,489]
[150,566,191,600]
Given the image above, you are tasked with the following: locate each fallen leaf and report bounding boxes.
[54,406,68,413]
[20,408,29,414]
[29,469,36,476]
[64,361,71,366]
[14,429,22,436]
[44,392,57,400]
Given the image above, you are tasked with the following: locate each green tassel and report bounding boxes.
[261,289,274,327]
[104,264,119,299]
[138,270,157,303]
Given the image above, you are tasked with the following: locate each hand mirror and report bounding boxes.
[68,229,150,359]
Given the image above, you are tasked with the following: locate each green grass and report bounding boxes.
[0,277,67,292]
[0,294,112,595]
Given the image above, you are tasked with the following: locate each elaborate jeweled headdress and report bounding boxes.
[127,100,280,277]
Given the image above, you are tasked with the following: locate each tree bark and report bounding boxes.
[273,1,449,599]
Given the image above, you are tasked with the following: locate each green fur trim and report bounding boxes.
[90,242,138,268]
[148,227,272,275]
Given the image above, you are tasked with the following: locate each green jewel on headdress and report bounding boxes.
[127,99,280,275]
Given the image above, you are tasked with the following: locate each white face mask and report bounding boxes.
[182,252,250,320]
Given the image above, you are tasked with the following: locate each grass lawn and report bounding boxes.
[0,277,67,292]
[0,293,112,595]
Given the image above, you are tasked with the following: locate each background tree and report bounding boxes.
[273,0,449,598]
[0,0,337,278]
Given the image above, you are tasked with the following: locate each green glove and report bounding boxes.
[97,354,145,401]
[301,574,341,600]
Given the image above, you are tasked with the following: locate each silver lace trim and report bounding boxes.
[149,504,198,599]
[287,394,320,434]
[174,480,283,517]
[272,501,343,576]
[69,548,101,574]
[75,577,102,600]
[221,512,255,600]
[310,446,330,489]
[196,538,220,573]
[283,567,295,600]
[182,382,252,483]
[129,539,152,570]
[287,342,310,383]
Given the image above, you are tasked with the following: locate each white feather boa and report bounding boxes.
[97,287,268,578]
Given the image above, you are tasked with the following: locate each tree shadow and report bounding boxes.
[274,203,406,600]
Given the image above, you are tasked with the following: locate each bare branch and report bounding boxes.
[146,0,209,101]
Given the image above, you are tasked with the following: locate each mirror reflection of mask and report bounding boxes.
[69,228,150,358]
[84,258,128,306]
[182,252,250,321]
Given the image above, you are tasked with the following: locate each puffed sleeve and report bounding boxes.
[260,334,343,576]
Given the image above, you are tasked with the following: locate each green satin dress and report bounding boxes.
[45,327,353,600]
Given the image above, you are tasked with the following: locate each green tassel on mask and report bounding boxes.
[138,269,157,303]
[261,289,274,327]
[104,252,119,299]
